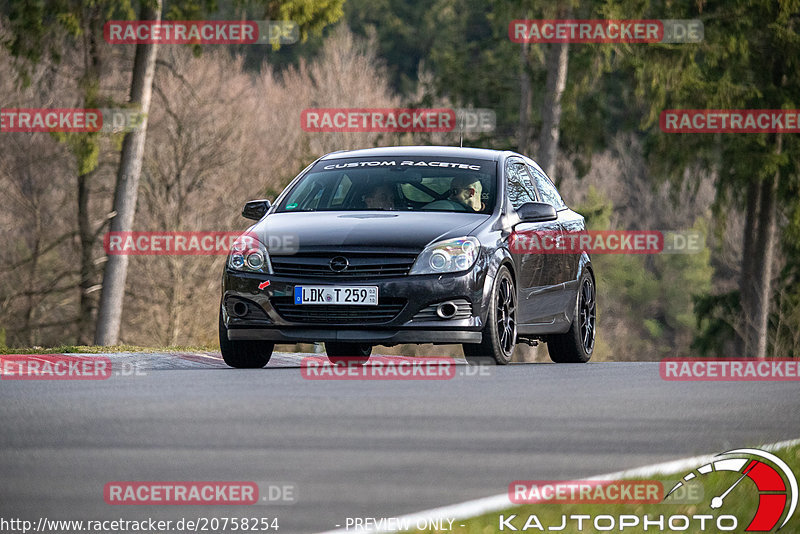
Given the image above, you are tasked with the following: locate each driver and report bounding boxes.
[363,183,397,209]
[424,176,483,212]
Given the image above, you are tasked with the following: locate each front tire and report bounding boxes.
[548,271,595,363]
[219,311,274,368]
[463,266,517,365]
[325,342,372,366]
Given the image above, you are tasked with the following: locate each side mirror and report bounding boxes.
[516,202,557,223]
[242,199,271,220]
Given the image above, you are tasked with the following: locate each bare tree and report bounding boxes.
[537,39,569,180]
[0,40,89,347]
[517,40,531,153]
[95,0,162,345]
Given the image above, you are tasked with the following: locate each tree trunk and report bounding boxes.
[24,214,43,346]
[517,40,531,153]
[739,179,760,355]
[76,169,95,344]
[75,9,104,344]
[751,135,781,358]
[740,134,781,358]
[95,0,162,345]
[537,40,569,180]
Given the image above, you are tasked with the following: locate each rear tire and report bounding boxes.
[325,342,372,366]
[219,311,274,368]
[462,266,516,365]
[548,271,595,363]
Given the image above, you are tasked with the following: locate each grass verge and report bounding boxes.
[414,443,800,533]
[0,344,217,355]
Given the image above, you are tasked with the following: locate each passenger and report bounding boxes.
[424,176,483,212]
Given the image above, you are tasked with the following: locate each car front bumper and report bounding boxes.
[220,268,487,345]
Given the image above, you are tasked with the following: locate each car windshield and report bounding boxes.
[276,157,496,214]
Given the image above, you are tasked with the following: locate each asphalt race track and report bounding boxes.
[1,352,798,533]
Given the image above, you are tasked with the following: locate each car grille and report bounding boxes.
[270,253,416,279]
[271,297,406,324]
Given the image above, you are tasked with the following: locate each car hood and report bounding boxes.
[249,211,487,253]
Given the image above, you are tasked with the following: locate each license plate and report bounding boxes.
[294,286,378,305]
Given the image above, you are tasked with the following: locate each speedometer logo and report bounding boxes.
[666,448,797,531]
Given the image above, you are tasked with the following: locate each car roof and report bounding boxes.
[319,146,507,161]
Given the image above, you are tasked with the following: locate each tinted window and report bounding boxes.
[277,157,496,214]
[528,165,566,209]
[506,162,537,209]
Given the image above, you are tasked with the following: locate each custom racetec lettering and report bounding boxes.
[316,158,491,173]
[321,160,482,171]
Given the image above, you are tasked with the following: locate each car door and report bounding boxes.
[505,159,565,325]
[526,161,578,318]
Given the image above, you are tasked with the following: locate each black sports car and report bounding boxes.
[219,146,595,366]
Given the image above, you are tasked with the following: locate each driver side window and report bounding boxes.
[506,162,538,209]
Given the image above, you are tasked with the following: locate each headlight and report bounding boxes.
[227,234,272,274]
[409,237,480,275]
